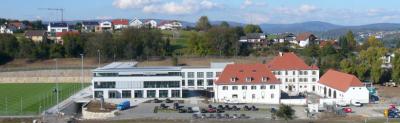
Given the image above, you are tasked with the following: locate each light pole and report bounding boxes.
[97,49,100,67]
[80,54,84,90]
[55,58,59,113]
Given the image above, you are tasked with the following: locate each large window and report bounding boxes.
[270,85,276,89]
[207,79,213,86]
[260,85,266,90]
[108,91,119,98]
[122,90,131,98]
[188,72,194,78]
[171,90,180,98]
[147,90,156,98]
[94,81,116,88]
[251,86,257,90]
[242,86,247,90]
[159,90,168,98]
[206,72,213,78]
[222,86,228,90]
[216,72,221,77]
[312,71,316,75]
[143,81,180,88]
[197,72,204,78]
[188,80,195,86]
[182,80,186,86]
[232,86,238,90]
[197,79,204,86]
[134,90,143,98]
[94,91,103,98]
[181,72,185,78]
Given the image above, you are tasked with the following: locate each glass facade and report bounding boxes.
[188,72,194,78]
[134,90,143,98]
[94,81,116,88]
[122,90,131,98]
[197,72,204,78]
[159,90,168,98]
[94,91,103,98]
[206,72,213,78]
[207,79,213,86]
[188,80,195,86]
[143,81,180,88]
[197,79,204,86]
[171,90,180,98]
[147,90,156,98]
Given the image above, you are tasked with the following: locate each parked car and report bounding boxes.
[251,105,259,111]
[173,103,183,109]
[165,98,173,103]
[232,105,241,111]
[154,98,162,103]
[160,103,169,109]
[179,109,187,113]
[342,107,352,113]
[187,107,194,113]
[207,108,217,113]
[243,105,251,111]
[351,101,362,107]
[117,101,130,110]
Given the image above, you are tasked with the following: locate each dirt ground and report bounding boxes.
[86,100,117,112]
[376,85,400,99]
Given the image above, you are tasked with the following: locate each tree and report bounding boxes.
[220,21,230,28]
[49,43,65,58]
[31,20,44,30]
[276,104,295,121]
[186,32,210,56]
[346,30,356,50]
[340,59,354,74]
[243,24,262,34]
[18,38,36,59]
[0,34,19,57]
[206,27,239,56]
[195,16,211,31]
[360,36,384,50]
[63,33,84,57]
[392,52,400,84]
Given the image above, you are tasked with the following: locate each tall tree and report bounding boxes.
[63,33,84,57]
[276,104,295,121]
[18,37,36,59]
[243,24,262,34]
[0,34,19,57]
[346,30,356,50]
[392,52,400,84]
[187,32,210,56]
[195,16,212,31]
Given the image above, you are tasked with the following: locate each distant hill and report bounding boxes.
[260,21,343,34]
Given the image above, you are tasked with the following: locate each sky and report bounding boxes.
[1,0,400,25]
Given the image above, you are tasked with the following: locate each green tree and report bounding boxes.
[49,43,65,58]
[206,27,239,56]
[195,16,212,31]
[392,52,400,83]
[346,30,356,50]
[243,24,262,34]
[220,21,230,28]
[63,33,84,57]
[340,59,354,74]
[18,38,36,59]
[187,32,210,56]
[0,34,19,57]
[276,104,295,121]
[356,63,368,81]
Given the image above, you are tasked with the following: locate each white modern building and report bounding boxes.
[97,21,113,32]
[92,62,232,99]
[144,20,157,28]
[214,64,281,104]
[47,22,69,33]
[316,69,369,104]
[267,52,319,93]
[0,25,13,34]
[129,19,143,28]
[158,21,182,30]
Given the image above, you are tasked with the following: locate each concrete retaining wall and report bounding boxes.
[0,69,92,83]
[280,99,307,105]
[81,108,117,119]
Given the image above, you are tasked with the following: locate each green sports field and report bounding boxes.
[0,83,89,115]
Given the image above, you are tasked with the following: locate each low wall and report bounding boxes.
[82,108,117,119]
[0,69,92,83]
[280,99,307,105]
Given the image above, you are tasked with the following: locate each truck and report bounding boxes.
[117,101,130,110]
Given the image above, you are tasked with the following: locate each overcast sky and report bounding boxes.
[1,0,399,25]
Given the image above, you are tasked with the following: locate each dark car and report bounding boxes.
[165,98,173,103]
[232,105,241,111]
[201,109,208,113]
[243,105,251,111]
[207,108,217,113]
[179,109,187,113]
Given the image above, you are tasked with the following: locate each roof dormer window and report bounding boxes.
[262,77,269,82]
[230,77,236,82]
[246,77,252,82]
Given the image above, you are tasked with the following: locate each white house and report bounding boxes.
[47,22,69,34]
[267,52,320,94]
[129,19,143,28]
[81,21,99,32]
[112,19,129,30]
[316,69,369,104]
[0,25,13,34]
[144,20,157,28]
[214,64,281,104]
[96,21,113,32]
[296,32,318,47]
[158,21,182,30]
[381,53,395,69]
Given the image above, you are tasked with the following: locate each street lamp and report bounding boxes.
[54,58,59,113]
[80,53,84,90]
[97,49,100,67]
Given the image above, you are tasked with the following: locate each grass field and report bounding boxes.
[0,83,89,115]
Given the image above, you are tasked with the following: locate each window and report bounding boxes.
[159,90,168,98]
[262,77,268,82]
[270,85,276,89]
[181,80,186,86]
[242,86,247,90]
[206,72,213,78]
[285,78,288,82]
[230,77,236,82]
[147,90,156,98]
[285,71,288,75]
[299,71,303,75]
[94,91,103,98]
[197,79,204,86]
[271,94,274,99]
[171,90,180,98]
[222,86,228,90]
[216,72,221,77]
[312,71,316,75]
[304,71,308,75]
[207,79,213,86]
[260,85,266,90]
[312,78,317,82]
[134,90,143,98]
[232,94,238,98]
[292,71,295,75]
[277,71,281,75]
[94,81,116,88]
[304,78,308,82]
[299,78,303,82]
[252,94,256,99]
[278,78,281,82]
[181,72,185,78]
[108,91,119,98]
[188,72,194,78]
[251,86,257,90]
[197,72,204,78]
[122,90,131,98]
[188,80,195,86]
[246,77,252,82]
[232,86,238,90]
[144,81,180,88]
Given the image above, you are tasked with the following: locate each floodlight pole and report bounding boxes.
[80,53,84,90]
[97,49,101,67]
[55,58,59,113]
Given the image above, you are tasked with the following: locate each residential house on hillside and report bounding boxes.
[129,19,143,28]
[112,19,129,30]
[214,64,281,104]
[296,32,318,47]
[317,69,369,104]
[267,52,319,94]
[55,31,80,44]
[81,21,99,32]
[8,21,26,30]
[275,33,296,43]
[144,20,157,28]
[24,30,47,42]
[0,25,13,34]
[239,33,269,48]
[319,40,338,48]
[158,20,182,30]
[381,53,395,69]
[96,21,113,32]
[47,22,69,36]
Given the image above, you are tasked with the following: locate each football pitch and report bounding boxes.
[0,83,89,115]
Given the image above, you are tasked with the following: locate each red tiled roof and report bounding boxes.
[266,52,319,70]
[56,31,79,37]
[318,69,364,92]
[296,32,314,41]
[112,19,129,25]
[319,40,337,48]
[215,64,280,85]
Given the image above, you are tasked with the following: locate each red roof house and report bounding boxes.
[318,69,364,92]
[266,52,319,70]
[216,64,280,85]
[112,19,129,25]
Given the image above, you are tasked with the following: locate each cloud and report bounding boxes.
[367,9,383,16]
[274,4,319,16]
[96,16,113,20]
[299,4,318,13]
[243,13,270,24]
[241,0,267,9]
[114,0,218,15]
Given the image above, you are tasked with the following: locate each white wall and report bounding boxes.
[280,99,307,105]
[181,68,223,90]
[316,83,370,105]
[214,84,281,104]
[274,70,319,93]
